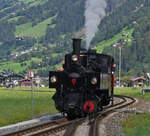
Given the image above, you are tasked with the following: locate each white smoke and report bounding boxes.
[85,0,107,49]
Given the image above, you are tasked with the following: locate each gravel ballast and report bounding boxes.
[98,98,150,136]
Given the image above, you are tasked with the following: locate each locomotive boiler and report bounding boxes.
[49,39,115,119]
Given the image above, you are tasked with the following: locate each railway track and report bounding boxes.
[3,118,68,136]
[4,95,136,136]
[64,95,136,136]
[88,95,136,136]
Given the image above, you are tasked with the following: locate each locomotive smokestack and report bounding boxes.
[72,38,81,55]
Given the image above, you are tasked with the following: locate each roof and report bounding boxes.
[131,76,147,82]
[22,81,31,84]
[19,79,30,82]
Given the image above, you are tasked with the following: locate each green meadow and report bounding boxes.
[15,16,56,38]
[19,0,48,6]
[0,58,42,73]
[8,16,23,22]
[29,0,49,7]
[0,87,57,127]
[1,87,150,128]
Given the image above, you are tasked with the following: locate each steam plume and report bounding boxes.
[85,0,107,49]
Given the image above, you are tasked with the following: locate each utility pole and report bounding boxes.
[31,77,34,118]
[28,70,35,118]
[147,73,150,86]
[119,46,121,87]
[113,42,122,87]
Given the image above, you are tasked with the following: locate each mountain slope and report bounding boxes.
[100,0,150,76]
[0,0,150,77]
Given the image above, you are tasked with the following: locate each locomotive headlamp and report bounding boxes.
[91,77,97,85]
[72,55,78,62]
[50,76,57,83]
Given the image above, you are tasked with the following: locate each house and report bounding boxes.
[130,76,147,87]
[19,79,32,87]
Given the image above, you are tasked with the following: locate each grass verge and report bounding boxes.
[122,112,150,136]
[115,87,150,101]
[115,87,150,136]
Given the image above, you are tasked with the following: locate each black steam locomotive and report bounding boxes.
[49,39,115,119]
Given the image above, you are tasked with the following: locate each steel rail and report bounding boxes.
[25,118,86,136]
[3,118,67,136]
[104,95,127,109]
[24,121,71,136]
[63,118,85,136]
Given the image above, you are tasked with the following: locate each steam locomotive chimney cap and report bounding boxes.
[72,38,82,54]
[72,38,82,44]
[72,38,82,40]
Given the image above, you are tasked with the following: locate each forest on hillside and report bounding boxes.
[99,0,150,77]
[0,0,150,77]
